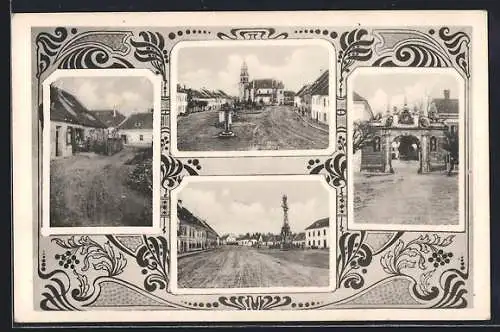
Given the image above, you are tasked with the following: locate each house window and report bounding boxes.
[323,98,326,107]
[66,127,72,145]
[324,229,326,235]
[373,136,381,152]
[323,113,327,122]
[139,134,144,141]
[430,136,437,152]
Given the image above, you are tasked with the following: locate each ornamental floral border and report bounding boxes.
[34,25,471,311]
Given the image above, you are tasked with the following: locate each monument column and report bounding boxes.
[419,134,430,173]
[383,130,394,173]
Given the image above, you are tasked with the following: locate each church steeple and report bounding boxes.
[239,61,250,102]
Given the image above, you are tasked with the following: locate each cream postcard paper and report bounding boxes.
[12,11,489,322]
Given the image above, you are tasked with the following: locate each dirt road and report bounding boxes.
[50,147,152,227]
[177,246,330,289]
[354,160,459,225]
[176,106,329,151]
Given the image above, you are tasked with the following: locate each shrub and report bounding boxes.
[126,160,153,195]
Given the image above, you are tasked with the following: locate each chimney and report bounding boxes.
[444,89,450,99]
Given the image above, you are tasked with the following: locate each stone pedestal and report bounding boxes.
[383,132,394,173]
[419,134,430,173]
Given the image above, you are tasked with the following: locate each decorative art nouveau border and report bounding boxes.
[11,11,490,322]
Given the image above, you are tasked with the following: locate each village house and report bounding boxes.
[91,109,127,138]
[176,84,188,116]
[309,70,330,125]
[305,217,329,249]
[352,92,374,123]
[292,232,306,248]
[294,84,310,108]
[429,89,459,134]
[117,110,154,146]
[238,61,285,105]
[283,90,296,106]
[187,88,231,112]
[176,200,220,254]
[49,86,108,159]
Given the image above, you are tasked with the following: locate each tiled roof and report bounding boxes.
[118,112,153,130]
[251,79,284,90]
[189,88,231,99]
[91,110,127,128]
[296,84,311,97]
[293,232,306,241]
[50,86,107,128]
[305,217,329,230]
[431,98,459,114]
[177,203,219,237]
[284,90,295,98]
[308,70,329,96]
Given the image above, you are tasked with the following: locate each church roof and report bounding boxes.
[432,98,459,115]
[251,79,284,90]
[305,217,329,230]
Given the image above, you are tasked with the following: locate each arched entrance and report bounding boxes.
[391,135,421,173]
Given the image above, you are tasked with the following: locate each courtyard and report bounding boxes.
[50,147,153,227]
[353,160,459,226]
[177,246,330,289]
[176,105,329,151]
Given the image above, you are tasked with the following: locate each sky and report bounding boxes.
[352,72,460,116]
[52,76,154,116]
[177,179,330,236]
[176,45,330,96]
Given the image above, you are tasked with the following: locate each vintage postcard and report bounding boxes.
[12,11,489,323]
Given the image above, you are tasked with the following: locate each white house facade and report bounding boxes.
[305,217,330,249]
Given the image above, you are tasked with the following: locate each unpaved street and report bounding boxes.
[354,160,459,225]
[177,246,330,288]
[50,147,152,227]
[176,106,329,151]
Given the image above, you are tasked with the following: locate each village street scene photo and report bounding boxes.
[174,178,332,289]
[48,76,156,228]
[173,42,331,152]
[351,71,461,227]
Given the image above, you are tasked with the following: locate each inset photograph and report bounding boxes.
[42,70,161,234]
[170,40,335,156]
[348,68,464,231]
[171,175,335,293]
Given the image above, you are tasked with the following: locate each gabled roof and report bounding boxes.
[189,88,231,99]
[309,70,329,96]
[177,202,218,237]
[50,86,107,128]
[118,112,153,130]
[293,232,306,241]
[431,98,459,114]
[251,79,284,90]
[305,217,329,230]
[284,90,296,97]
[91,110,127,128]
[296,84,311,97]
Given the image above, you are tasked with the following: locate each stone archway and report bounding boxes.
[391,134,421,173]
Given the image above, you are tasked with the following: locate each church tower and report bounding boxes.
[239,61,249,102]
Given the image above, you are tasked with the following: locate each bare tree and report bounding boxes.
[352,120,376,154]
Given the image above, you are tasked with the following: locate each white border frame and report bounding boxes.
[12,11,489,323]
[347,67,466,232]
[170,39,337,158]
[169,174,337,294]
[41,69,162,236]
